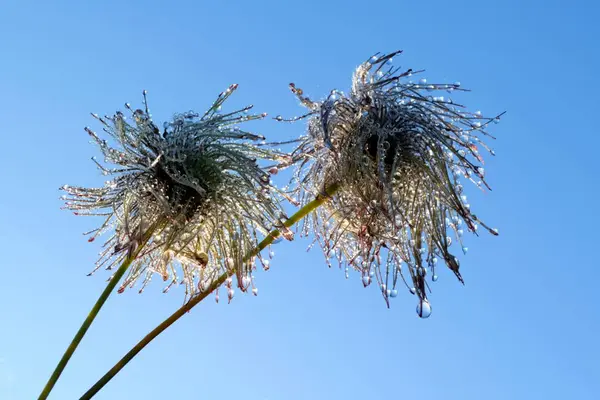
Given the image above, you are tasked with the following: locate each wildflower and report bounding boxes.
[61,87,290,299]
[287,51,503,316]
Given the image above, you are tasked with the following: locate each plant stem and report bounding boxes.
[79,183,340,399]
[38,226,158,400]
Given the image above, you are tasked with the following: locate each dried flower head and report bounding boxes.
[286,51,503,317]
[61,87,291,299]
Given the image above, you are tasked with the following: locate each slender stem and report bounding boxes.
[79,183,340,399]
[38,225,159,400]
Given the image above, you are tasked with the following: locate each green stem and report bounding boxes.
[38,225,159,400]
[79,183,340,400]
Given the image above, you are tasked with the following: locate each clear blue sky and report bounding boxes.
[1,0,599,399]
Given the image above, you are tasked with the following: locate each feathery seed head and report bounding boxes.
[287,51,503,315]
[61,86,289,299]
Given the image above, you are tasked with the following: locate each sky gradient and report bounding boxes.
[1,0,599,399]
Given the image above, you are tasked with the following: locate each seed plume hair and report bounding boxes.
[61,86,291,300]
[285,51,503,316]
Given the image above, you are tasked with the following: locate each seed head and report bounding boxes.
[287,51,503,314]
[61,87,288,299]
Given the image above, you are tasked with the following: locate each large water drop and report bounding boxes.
[416,300,432,318]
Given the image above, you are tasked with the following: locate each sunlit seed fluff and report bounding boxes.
[286,51,503,313]
[61,87,289,300]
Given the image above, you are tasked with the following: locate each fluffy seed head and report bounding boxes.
[61,87,290,299]
[287,51,503,313]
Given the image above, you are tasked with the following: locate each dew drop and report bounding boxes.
[409,287,416,295]
[417,266,427,277]
[432,274,438,282]
[390,289,398,298]
[362,275,371,286]
[369,270,375,278]
[252,287,258,296]
[241,276,251,288]
[462,247,469,254]
[416,300,432,318]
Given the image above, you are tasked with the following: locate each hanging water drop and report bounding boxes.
[390,289,398,298]
[241,276,251,289]
[252,287,258,296]
[416,300,432,318]
[432,274,438,282]
[409,287,416,295]
[362,275,371,286]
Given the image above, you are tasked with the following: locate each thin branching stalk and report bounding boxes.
[79,183,340,400]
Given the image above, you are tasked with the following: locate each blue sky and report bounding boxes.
[1,0,599,399]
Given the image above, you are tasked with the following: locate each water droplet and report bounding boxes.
[409,287,416,295]
[369,270,375,278]
[416,300,432,318]
[492,228,499,235]
[241,276,251,288]
[432,257,438,264]
[419,78,427,84]
[200,281,210,292]
[269,251,275,258]
[228,288,235,301]
[457,229,464,237]
[390,289,398,298]
[454,81,461,87]
[432,274,438,282]
[362,275,371,286]
[368,56,378,64]
[462,247,469,254]
[417,266,427,277]
[381,283,387,291]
